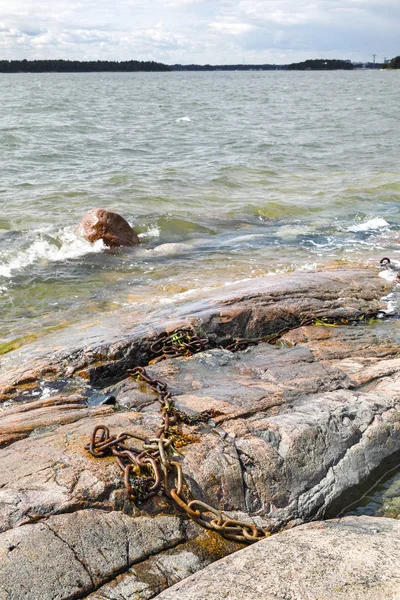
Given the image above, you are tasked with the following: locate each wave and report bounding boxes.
[0,227,105,279]
[347,217,390,233]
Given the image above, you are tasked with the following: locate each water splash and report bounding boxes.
[0,226,105,279]
[348,217,390,232]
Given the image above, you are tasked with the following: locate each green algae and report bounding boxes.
[0,324,68,356]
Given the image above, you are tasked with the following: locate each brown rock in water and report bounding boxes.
[79,208,140,247]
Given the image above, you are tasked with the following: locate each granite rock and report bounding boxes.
[78,208,140,248]
[153,516,400,600]
[1,269,399,599]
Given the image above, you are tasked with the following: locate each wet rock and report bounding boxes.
[86,393,116,407]
[0,394,113,448]
[153,516,400,600]
[78,208,140,247]
[1,269,400,599]
[0,269,392,401]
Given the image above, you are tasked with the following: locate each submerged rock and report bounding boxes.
[78,208,140,247]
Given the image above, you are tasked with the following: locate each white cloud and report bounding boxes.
[209,21,255,35]
[0,0,399,63]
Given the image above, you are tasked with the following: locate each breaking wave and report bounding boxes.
[347,217,390,233]
[0,227,105,279]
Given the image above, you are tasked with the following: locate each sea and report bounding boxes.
[1,70,400,346]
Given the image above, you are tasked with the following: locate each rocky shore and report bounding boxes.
[1,268,400,599]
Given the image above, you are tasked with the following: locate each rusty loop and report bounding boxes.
[380,257,391,266]
[86,366,269,544]
[114,455,127,473]
[124,465,157,502]
[112,448,140,465]
[140,456,162,492]
[170,461,183,496]
[129,366,154,384]
[142,441,159,453]
[188,500,224,526]
[208,518,268,542]
[158,438,169,468]
[99,437,135,454]
[123,463,135,495]
[154,380,168,394]
[116,430,149,443]
[86,425,112,457]
[135,450,151,464]
[163,412,170,432]
[149,332,168,354]
[170,488,202,519]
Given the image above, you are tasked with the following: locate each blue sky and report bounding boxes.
[0,0,398,64]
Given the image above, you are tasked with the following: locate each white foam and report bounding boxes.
[379,270,397,282]
[138,226,160,240]
[299,263,319,272]
[348,218,389,232]
[0,227,105,278]
[381,291,399,314]
[176,116,191,122]
[40,386,57,399]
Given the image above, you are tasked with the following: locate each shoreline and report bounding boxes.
[1,266,400,598]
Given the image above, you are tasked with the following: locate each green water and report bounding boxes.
[341,454,400,520]
[1,71,400,344]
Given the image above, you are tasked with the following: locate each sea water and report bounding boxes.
[1,70,399,344]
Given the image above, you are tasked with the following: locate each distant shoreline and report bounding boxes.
[0,58,386,73]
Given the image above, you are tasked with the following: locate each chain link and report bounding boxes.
[86,313,388,542]
[149,328,210,363]
[85,366,270,544]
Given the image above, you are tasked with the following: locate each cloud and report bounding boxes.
[0,0,399,63]
[209,21,255,35]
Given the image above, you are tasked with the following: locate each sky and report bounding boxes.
[0,0,398,65]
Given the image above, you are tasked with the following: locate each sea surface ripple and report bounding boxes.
[0,70,399,343]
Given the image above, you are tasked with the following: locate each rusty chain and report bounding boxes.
[149,328,210,363]
[85,312,386,543]
[85,365,270,544]
[150,320,315,358]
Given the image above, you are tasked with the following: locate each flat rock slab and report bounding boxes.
[0,268,391,400]
[0,510,186,600]
[153,516,400,600]
[1,269,400,599]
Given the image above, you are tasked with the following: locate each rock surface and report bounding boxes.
[1,269,400,599]
[78,208,140,247]
[152,516,400,600]
[0,268,391,401]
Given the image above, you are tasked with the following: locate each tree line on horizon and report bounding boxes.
[0,59,170,73]
[0,57,397,73]
[383,56,400,69]
[287,59,353,70]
